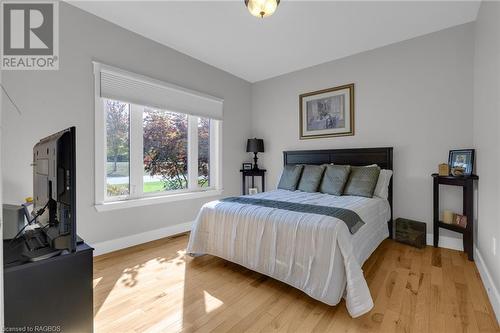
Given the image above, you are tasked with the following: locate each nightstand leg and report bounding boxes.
[464,182,474,261]
[464,232,473,261]
[242,174,246,195]
[433,177,439,247]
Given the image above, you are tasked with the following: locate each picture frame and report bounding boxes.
[454,214,467,228]
[242,162,253,170]
[299,83,354,139]
[448,149,475,176]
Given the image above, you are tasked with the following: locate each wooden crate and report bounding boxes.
[395,218,427,249]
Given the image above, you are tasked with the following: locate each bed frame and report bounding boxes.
[283,147,394,238]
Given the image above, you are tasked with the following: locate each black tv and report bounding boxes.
[33,126,76,252]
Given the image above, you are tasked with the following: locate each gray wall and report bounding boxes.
[251,23,475,240]
[1,3,252,244]
[473,0,500,307]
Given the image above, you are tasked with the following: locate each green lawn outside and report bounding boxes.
[108,181,186,193]
[108,181,164,195]
[106,160,210,196]
[107,162,208,178]
[143,181,164,192]
[143,179,208,193]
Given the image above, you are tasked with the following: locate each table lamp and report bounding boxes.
[246,138,264,170]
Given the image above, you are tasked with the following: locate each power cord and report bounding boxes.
[8,201,50,248]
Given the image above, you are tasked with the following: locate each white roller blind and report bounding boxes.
[94,62,223,120]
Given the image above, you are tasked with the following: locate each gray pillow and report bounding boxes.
[277,165,304,191]
[319,165,351,196]
[343,166,381,198]
[297,165,326,192]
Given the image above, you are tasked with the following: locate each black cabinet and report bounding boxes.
[432,174,478,261]
[4,242,94,332]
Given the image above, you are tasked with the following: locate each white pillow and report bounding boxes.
[373,169,392,199]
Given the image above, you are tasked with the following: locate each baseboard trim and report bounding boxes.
[93,230,462,257]
[91,221,193,256]
[92,229,463,255]
[426,233,463,251]
[475,248,500,324]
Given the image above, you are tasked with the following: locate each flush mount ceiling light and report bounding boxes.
[244,0,280,18]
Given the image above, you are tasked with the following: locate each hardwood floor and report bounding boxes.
[93,234,499,333]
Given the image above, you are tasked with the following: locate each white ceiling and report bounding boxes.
[69,1,480,83]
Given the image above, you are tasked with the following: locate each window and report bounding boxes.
[105,100,130,197]
[198,117,210,188]
[94,63,222,208]
[142,108,189,193]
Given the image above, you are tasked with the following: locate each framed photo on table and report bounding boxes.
[299,84,354,139]
[242,162,253,170]
[448,149,475,176]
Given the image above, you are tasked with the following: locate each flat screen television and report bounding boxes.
[33,126,76,252]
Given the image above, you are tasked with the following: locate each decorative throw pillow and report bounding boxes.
[277,165,304,191]
[319,164,351,196]
[297,164,326,192]
[373,169,393,199]
[343,166,381,198]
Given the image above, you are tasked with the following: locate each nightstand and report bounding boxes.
[432,173,478,261]
[240,169,266,195]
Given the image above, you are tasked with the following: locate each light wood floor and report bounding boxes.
[93,234,499,333]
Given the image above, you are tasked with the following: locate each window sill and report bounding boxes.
[94,189,224,212]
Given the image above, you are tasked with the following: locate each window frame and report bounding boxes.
[94,63,223,211]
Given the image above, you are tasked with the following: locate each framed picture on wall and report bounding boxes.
[299,84,354,139]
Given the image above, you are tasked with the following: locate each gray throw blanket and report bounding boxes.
[220,196,365,234]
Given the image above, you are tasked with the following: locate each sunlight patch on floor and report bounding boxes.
[204,290,224,313]
[93,276,103,289]
[94,272,129,317]
[118,254,185,289]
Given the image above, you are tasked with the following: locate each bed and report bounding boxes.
[187,147,393,318]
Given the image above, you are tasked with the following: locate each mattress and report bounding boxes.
[248,190,390,265]
[187,189,391,317]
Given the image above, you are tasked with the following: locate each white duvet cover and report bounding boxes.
[186,190,391,318]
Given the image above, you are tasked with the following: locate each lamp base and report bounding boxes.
[253,152,259,170]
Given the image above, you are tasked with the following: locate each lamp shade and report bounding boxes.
[246,138,264,153]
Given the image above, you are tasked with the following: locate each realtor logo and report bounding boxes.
[1,1,59,70]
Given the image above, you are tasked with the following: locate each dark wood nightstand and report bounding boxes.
[240,169,266,195]
[432,173,478,261]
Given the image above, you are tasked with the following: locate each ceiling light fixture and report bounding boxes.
[244,0,280,18]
